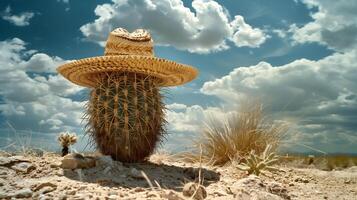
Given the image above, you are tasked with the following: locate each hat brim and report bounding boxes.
[57,55,198,87]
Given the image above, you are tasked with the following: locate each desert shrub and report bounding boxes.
[233,144,280,175]
[180,102,288,166]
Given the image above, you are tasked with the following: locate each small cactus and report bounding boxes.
[235,144,280,176]
[58,132,77,156]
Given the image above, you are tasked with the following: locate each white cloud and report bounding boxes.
[166,103,227,133]
[1,6,34,26]
[0,38,84,133]
[290,0,357,51]
[230,15,268,48]
[201,49,357,153]
[19,53,67,73]
[80,0,268,53]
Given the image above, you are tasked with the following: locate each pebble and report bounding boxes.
[129,168,143,179]
[38,186,56,194]
[13,188,33,198]
[34,182,57,191]
[182,182,207,200]
[106,195,119,200]
[103,166,111,175]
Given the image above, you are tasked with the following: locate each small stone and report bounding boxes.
[79,185,87,190]
[288,182,294,186]
[267,181,289,199]
[14,188,33,198]
[182,182,207,200]
[38,186,55,194]
[108,191,118,196]
[103,166,111,174]
[34,182,57,191]
[129,168,143,179]
[66,190,76,195]
[161,190,184,200]
[134,187,145,192]
[11,162,36,173]
[0,191,10,199]
[106,195,119,200]
[50,163,61,168]
[58,194,68,200]
[344,179,351,184]
[294,177,309,183]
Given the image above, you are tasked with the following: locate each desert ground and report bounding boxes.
[0,151,356,200]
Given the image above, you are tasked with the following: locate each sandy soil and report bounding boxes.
[0,152,356,199]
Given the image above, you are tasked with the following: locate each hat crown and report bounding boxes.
[104,28,154,57]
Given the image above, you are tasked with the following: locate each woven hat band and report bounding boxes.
[104,29,154,57]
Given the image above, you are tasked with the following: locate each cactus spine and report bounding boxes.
[85,72,166,162]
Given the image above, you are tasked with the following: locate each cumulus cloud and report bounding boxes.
[80,0,268,53]
[201,50,357,153]
[166,103,227,133]
[0,38,84,133]
[1,6,34,26]
[230,16,267,47]
[290,0,357,51]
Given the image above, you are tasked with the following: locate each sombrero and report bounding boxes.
[57,28,198,87]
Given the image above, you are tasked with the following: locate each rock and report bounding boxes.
[13,188,33,198]
[182,182,207,200]
[0,191,10,199]
[0,156,29,167]
[58,194,68,200]
[60,153,96,169]
[161,190,184,200]
[66,190,76,195]
[96,155,114,166]
[50,162,61,168]
[106,195,119,200]
[11,162,36,173]
[103,166,111,175]
[129,168,144,179]
[267,181,290,199]
[294,177,309,183]
[230,175,285,200]
[231,175,264,192]
[34,182,57,191]
[38,186,55,194]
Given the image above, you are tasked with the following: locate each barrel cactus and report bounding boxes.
[57,28,198,162]
[85,72,166,162]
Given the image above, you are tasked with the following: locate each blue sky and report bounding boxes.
[0,0,356,154]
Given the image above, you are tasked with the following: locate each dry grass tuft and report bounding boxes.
[179,102,288,166]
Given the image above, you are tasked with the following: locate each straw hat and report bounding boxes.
[57,28,198,87]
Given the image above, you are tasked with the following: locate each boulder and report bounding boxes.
[60,153,96,169]
[11,162,36,173]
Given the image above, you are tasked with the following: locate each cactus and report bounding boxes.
[85,72,166,162]
[235,144,280,176]
[58,132,77,156]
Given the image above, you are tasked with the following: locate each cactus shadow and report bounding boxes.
[63,161,220,191]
